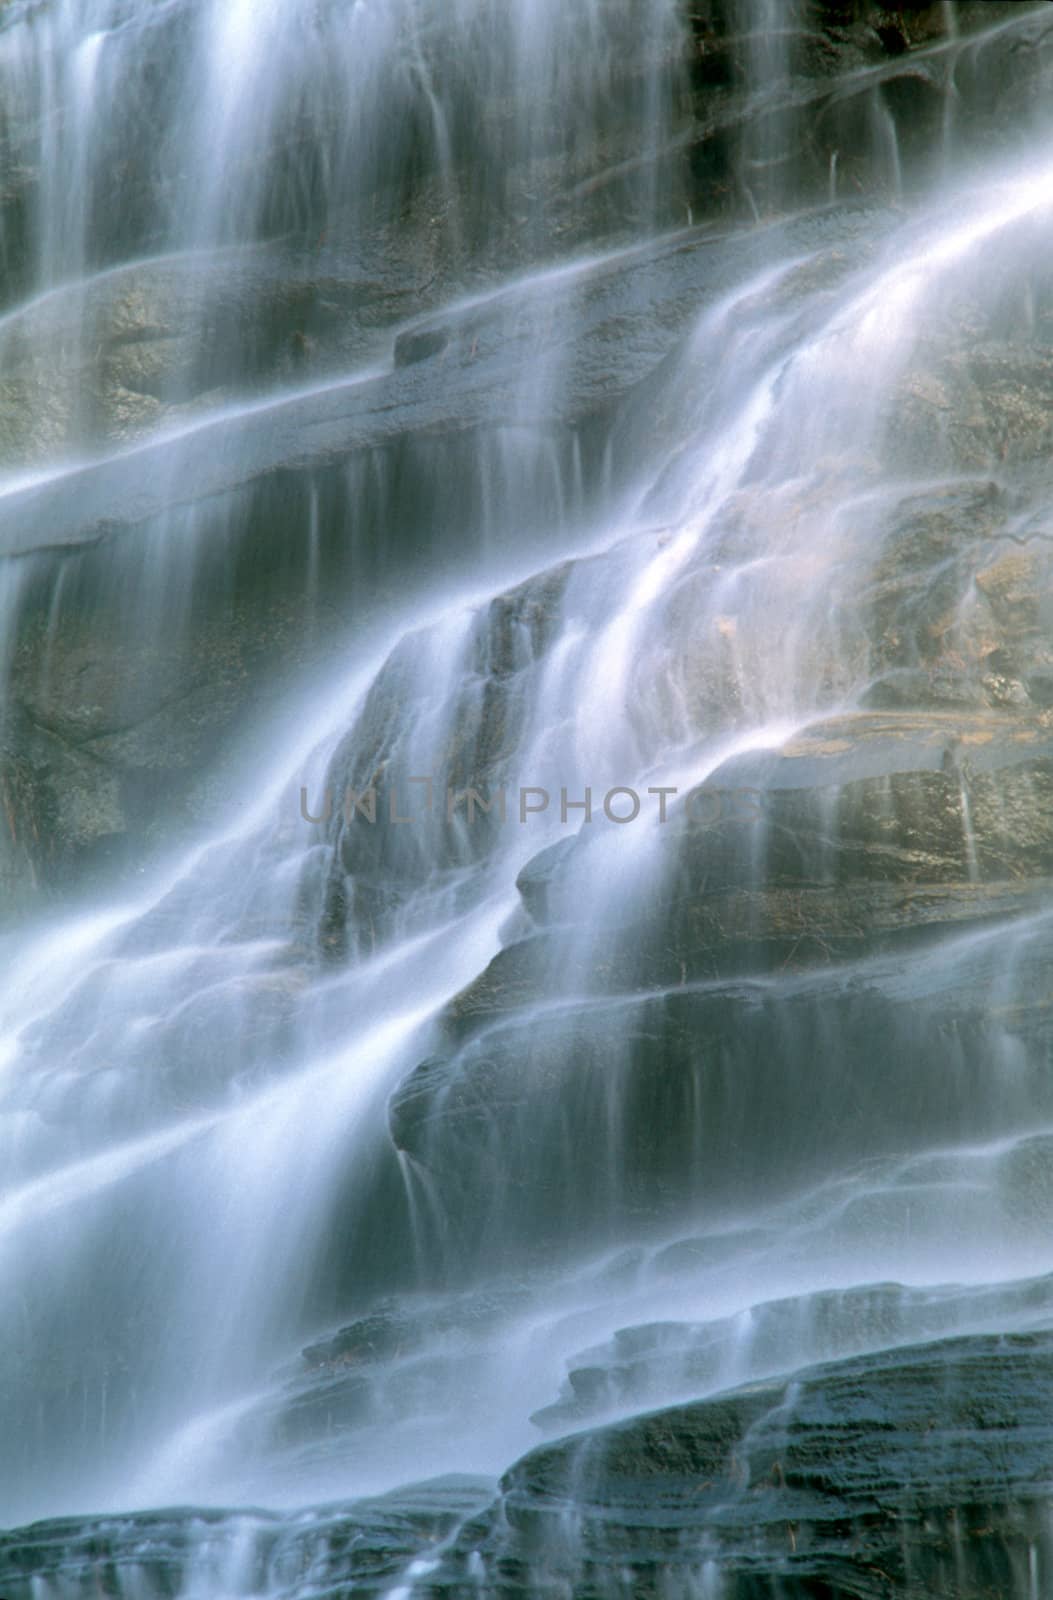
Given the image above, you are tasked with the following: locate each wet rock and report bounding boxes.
[681,711,1053,888]
[892,328,1053,476]
[384,705,1053,1266]
[0,246,409,467]
[0,741,57,916]
[0,1481,493,1600]
[389,930,1053,1264]
[856,478,1053,711]
[424,1331,1053,1599]
[975,550,1043,631]
[514,837,579,924]
[860,667,989,709]
[1027,669,1053,708]
[394,324,452,367]
[313,559,574,961]
[252,1280,547,1460]
[678,2,1053,220]
[484,710,1053,968]
[0,586,345,908]
[533,1270,1053,1432]
[0,220,718,558]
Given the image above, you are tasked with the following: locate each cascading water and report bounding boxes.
[2,2,1053,1596]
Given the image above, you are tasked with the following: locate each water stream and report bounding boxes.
[1,2,1053,1595]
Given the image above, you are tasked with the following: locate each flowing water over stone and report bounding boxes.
[2,2,1053,1596]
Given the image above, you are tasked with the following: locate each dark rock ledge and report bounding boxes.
[423,1330,1053,1599]
[4,1333,1050,1597]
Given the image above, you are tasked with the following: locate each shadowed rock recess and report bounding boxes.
[2,1,1053,1597]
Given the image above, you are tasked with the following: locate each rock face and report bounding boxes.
[0,1479,492,1600]
[531,1272,1053,1434]
[3,1331,1053,1595]
[2,2,1053,1586]
[388,941,1053,1271]
[423,1332,1053,1599]
[383,693,1053,1266]
[0,0,1050,916]
[0,575,348,912]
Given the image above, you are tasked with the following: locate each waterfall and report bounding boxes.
[1,2,1053,1596]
